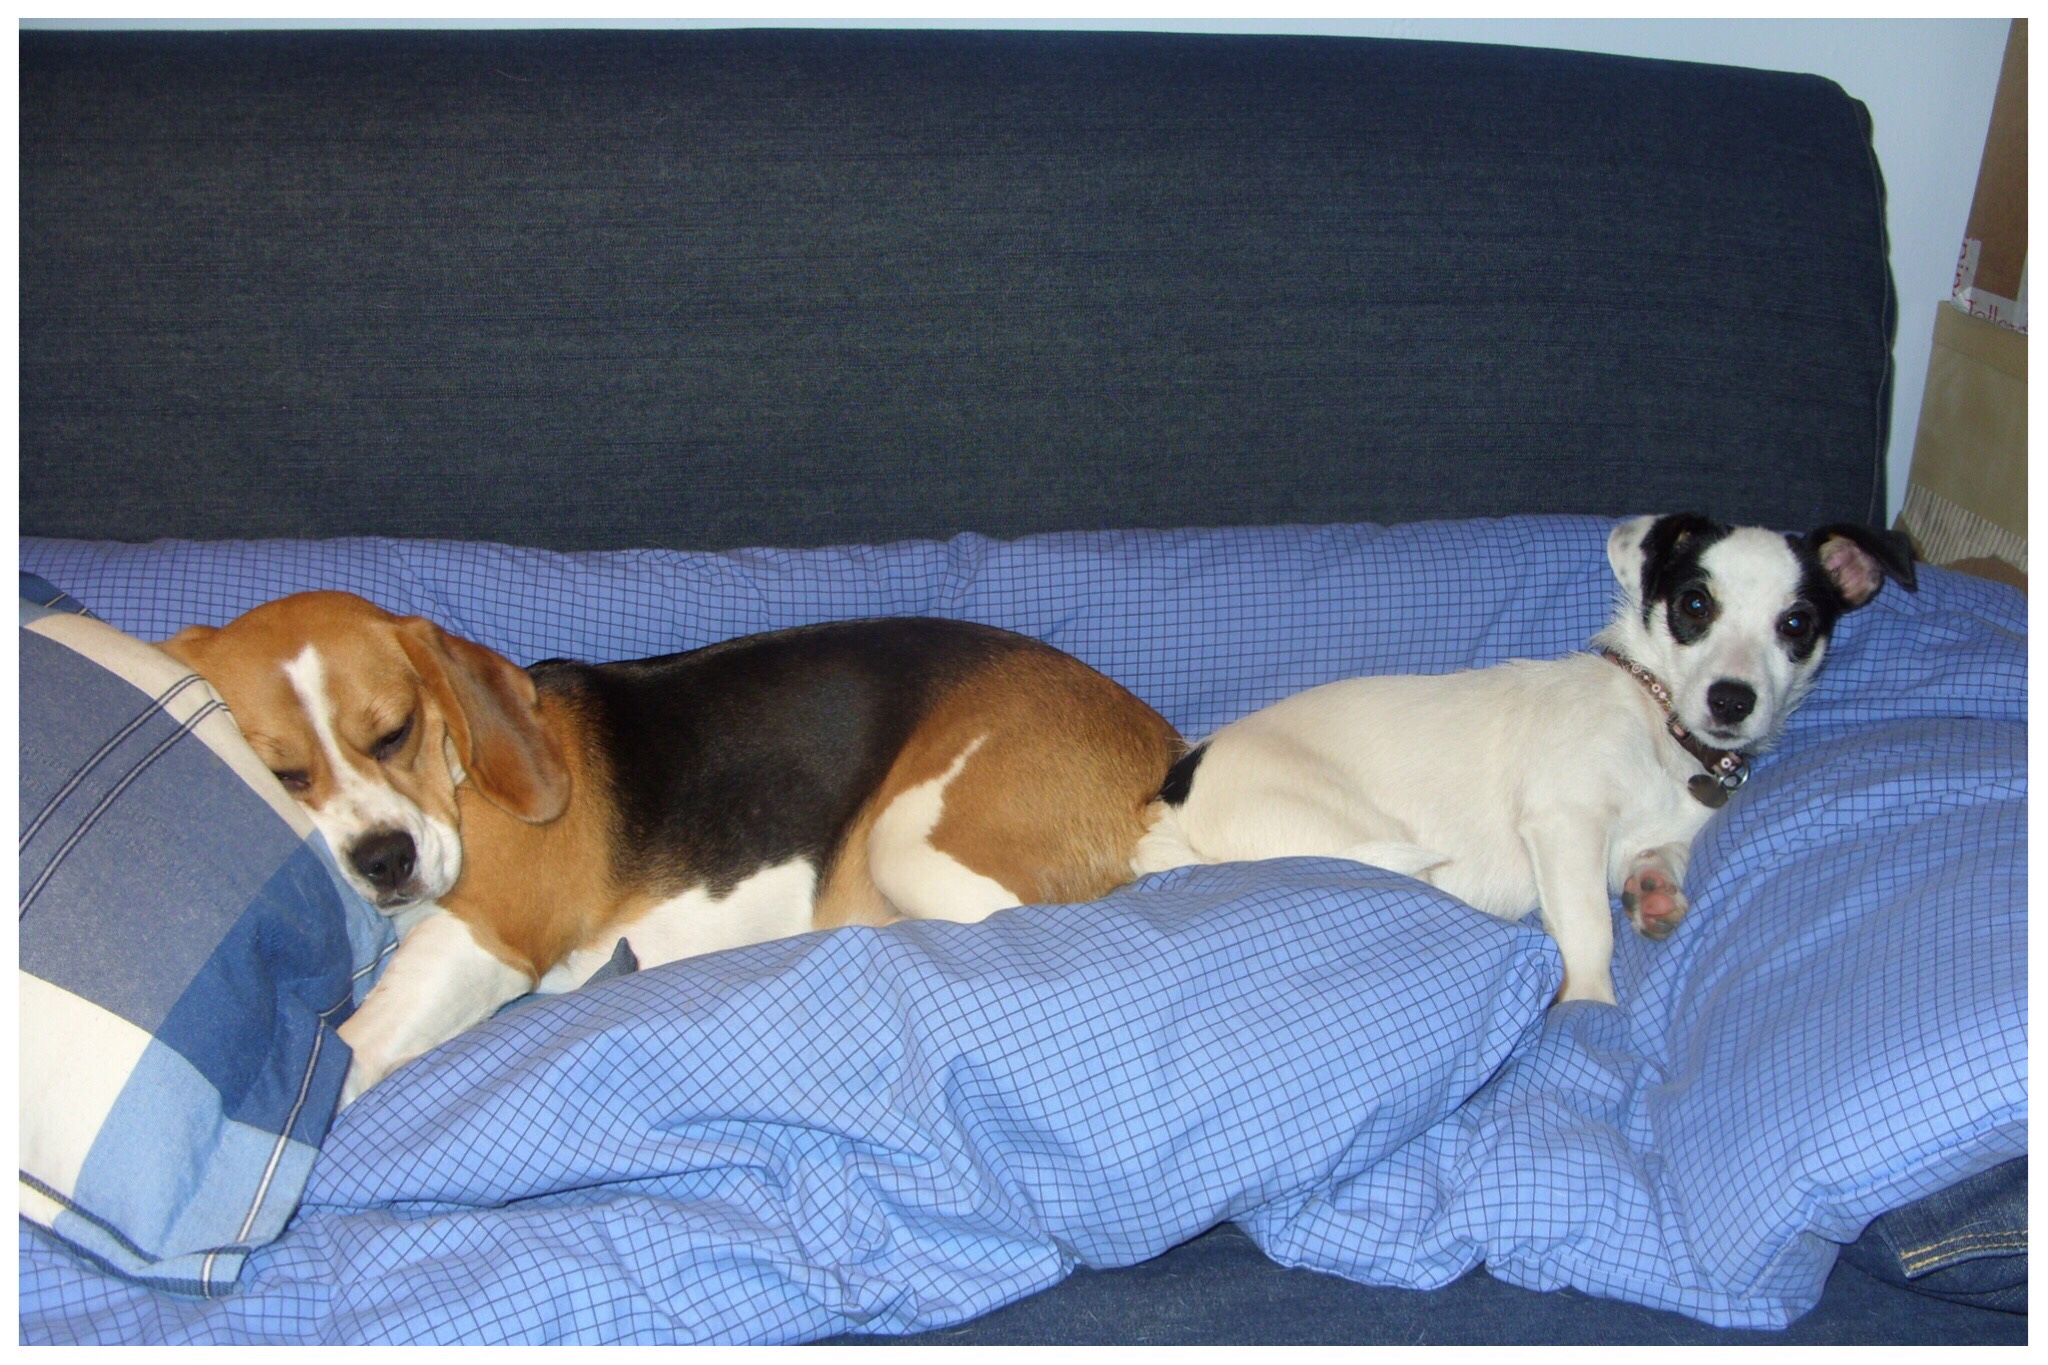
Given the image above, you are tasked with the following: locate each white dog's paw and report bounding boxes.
[1556,969,1618,1006]
[1622,850,1688,941]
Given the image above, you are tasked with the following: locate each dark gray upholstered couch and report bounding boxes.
[19,27,2023,1345]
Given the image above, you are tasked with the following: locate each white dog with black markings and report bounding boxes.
[1134,514,1916,1004]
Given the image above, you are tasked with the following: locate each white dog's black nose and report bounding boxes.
[1706,680,1757,726]
[350,829,418,894]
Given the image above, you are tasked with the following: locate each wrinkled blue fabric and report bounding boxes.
[23,860,1554,1343]
[19,516,2027,1339]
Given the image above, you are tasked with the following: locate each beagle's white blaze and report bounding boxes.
[867,736,1023,923]
[282,644,462,906]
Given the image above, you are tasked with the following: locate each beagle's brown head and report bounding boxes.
[160,591,569,912]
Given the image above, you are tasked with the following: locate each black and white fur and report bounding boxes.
[1134,514,1916,1004]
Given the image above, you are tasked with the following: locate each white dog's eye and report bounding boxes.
[372,715,414,762]
[1679,590,1713,620]
[1777,609,1815,642]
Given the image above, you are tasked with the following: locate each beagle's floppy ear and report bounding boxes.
[157,623,218,671]
[397,619,570,823]
[1805,523,1920,609]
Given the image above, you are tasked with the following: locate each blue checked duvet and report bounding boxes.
[17,516,2027,1342]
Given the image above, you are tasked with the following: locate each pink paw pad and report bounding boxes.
[1622,858,1688,941]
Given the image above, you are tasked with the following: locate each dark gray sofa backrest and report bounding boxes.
[20,29,1893,550]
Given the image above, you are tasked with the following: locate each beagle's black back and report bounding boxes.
[527,617,1034,896]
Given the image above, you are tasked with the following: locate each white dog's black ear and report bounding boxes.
[1805,524,1919,609]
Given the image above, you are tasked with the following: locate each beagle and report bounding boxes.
[160,593,1180,1102]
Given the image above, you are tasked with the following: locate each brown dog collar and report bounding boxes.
[1599,648,1751,808]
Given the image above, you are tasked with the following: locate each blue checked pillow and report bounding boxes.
[19,576,393,1295]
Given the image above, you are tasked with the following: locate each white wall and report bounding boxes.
[26,17,2011,520]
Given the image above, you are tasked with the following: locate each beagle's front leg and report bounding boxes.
[1519,814,1620,1006]
[335,906,533,1107]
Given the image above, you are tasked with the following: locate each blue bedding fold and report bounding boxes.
[22,861,1556,1343]
[1252,720,2027,1325]
[19,516,2028,1341]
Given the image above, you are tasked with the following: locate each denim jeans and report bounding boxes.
[1842,1158,2027,1314]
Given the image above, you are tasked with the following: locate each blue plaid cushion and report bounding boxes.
[19,580,394,1295]
[20,571,90,619]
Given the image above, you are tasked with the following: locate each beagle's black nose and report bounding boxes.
[1706,680,1757,726]
[349,829,417,894]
